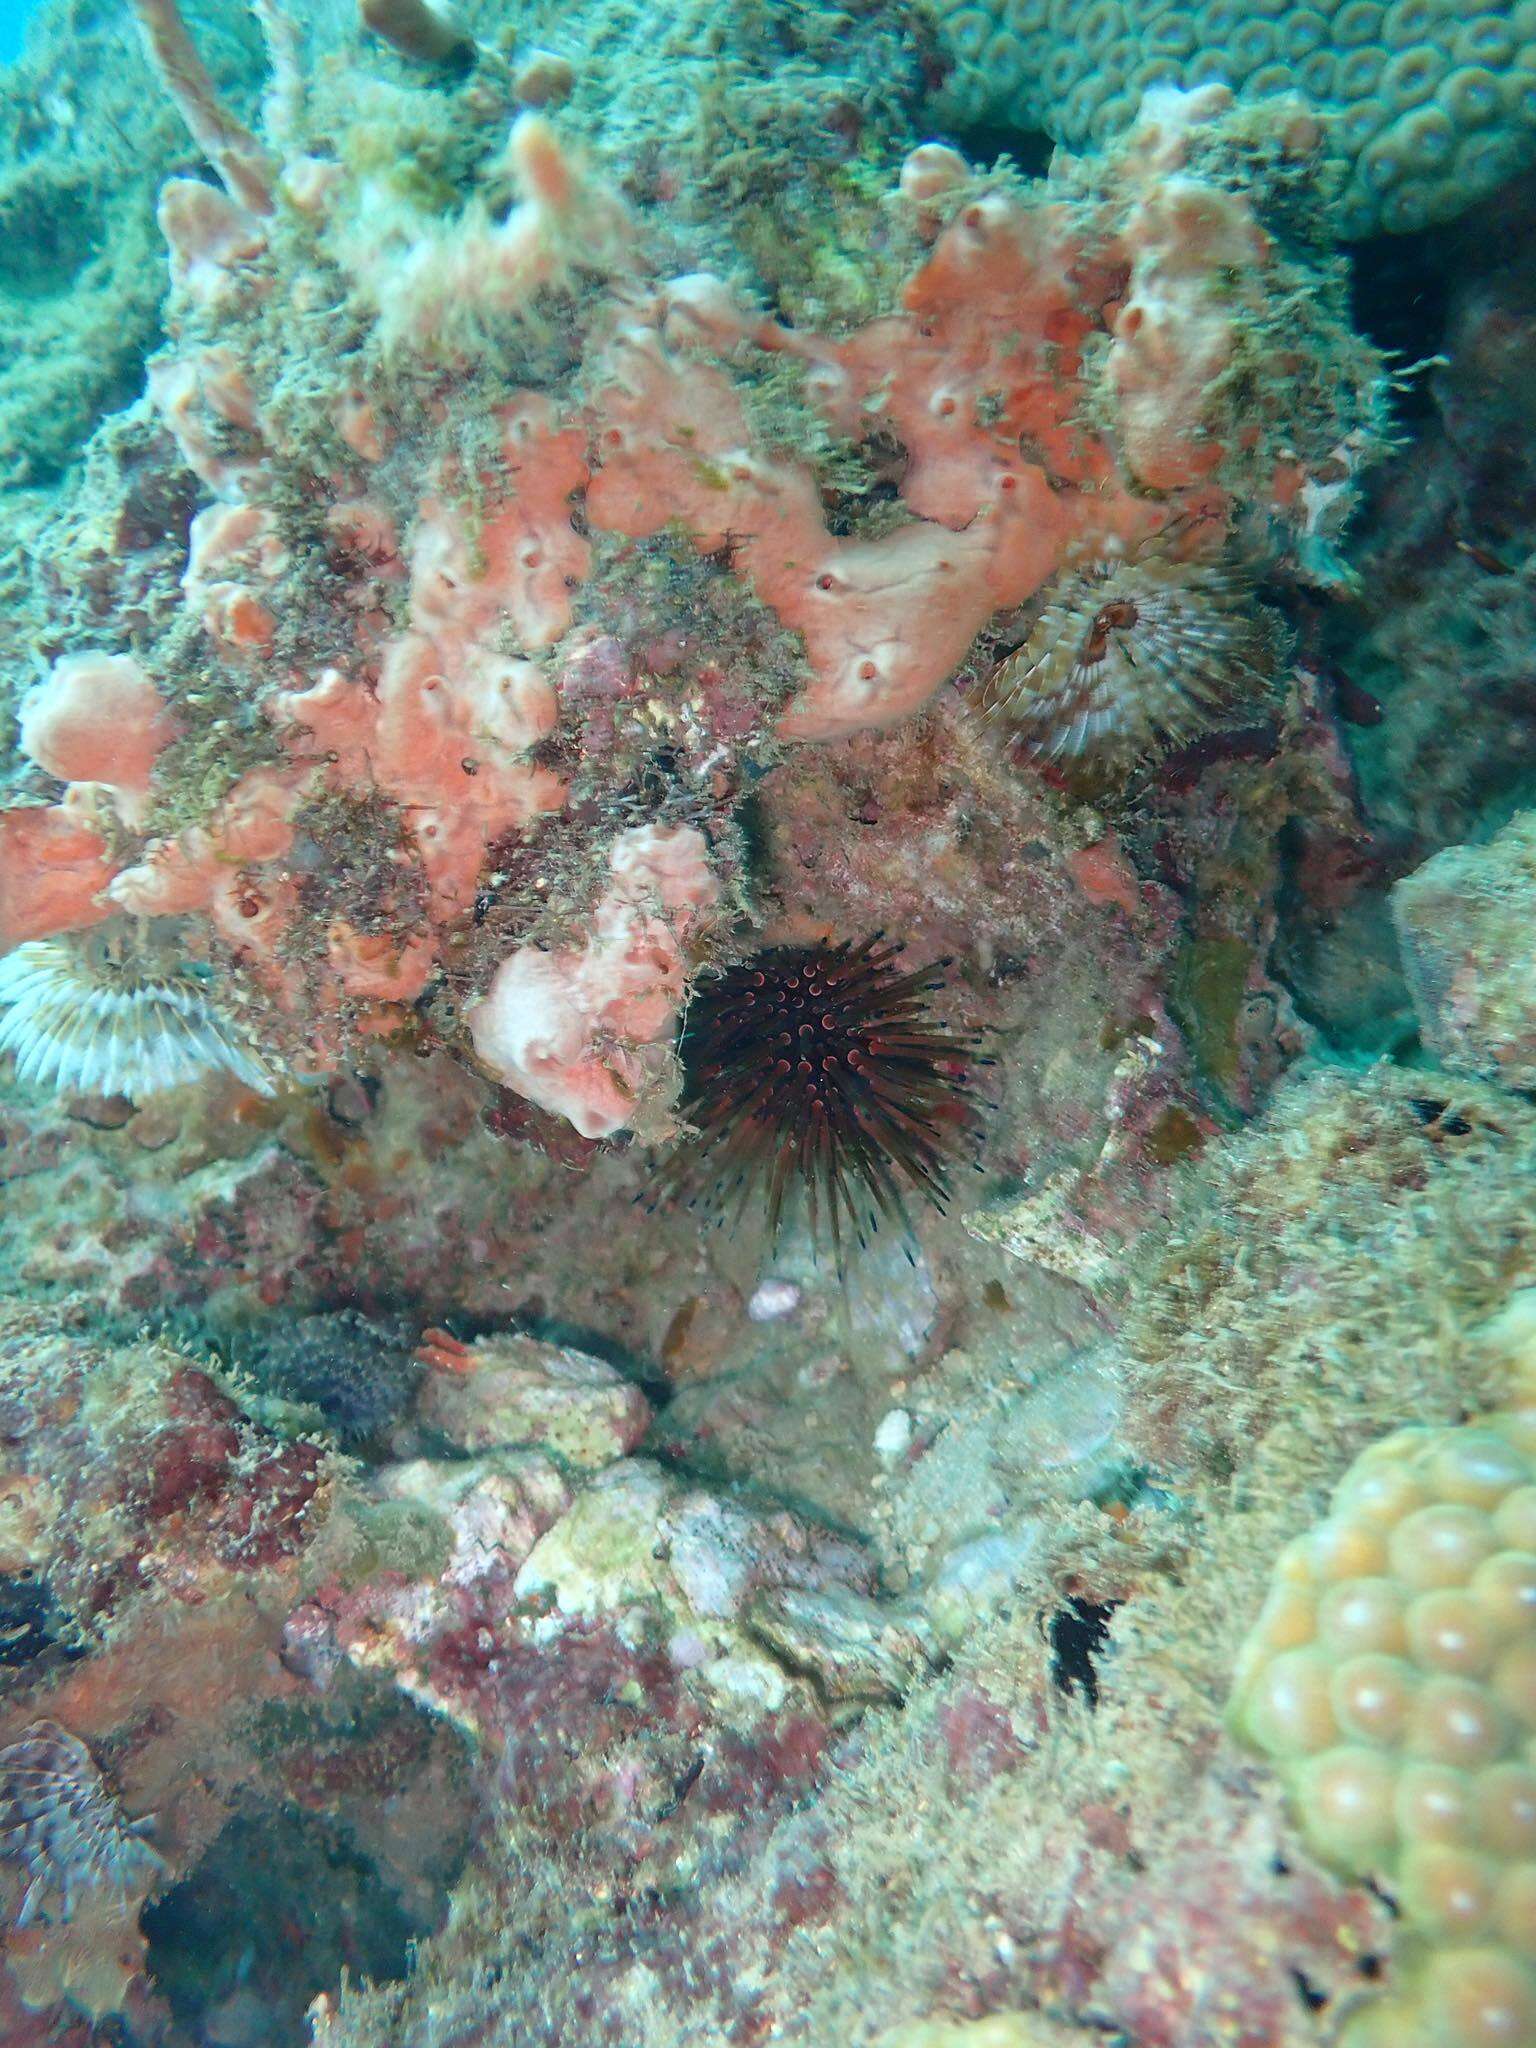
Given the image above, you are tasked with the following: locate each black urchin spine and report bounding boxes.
[653,936,985,1265]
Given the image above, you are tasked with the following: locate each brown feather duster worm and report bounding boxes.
[0,1722,165,1928]
[978,557,1290,769]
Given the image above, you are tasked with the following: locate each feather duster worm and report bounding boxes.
[0,1722,165,1929]
[978,557,1289,768]
[0,932,273,1100]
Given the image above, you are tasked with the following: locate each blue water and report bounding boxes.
[0,0,38,64]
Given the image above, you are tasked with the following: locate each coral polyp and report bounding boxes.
[0,932,273,1101]
[979,558,1289,770]
[653,937,983,1261]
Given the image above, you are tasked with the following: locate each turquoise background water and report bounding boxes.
[0,0,38,64]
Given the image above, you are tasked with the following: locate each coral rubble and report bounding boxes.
[309,1065,1536,2048]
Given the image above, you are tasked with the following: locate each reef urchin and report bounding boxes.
[0,931,273,1101]
[978,556,1290,769]
[653,937,984,1263]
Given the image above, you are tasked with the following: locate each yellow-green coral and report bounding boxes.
[1230,1355,1536,2045]
[921,0,1536,235]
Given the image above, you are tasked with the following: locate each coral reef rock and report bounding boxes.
[1394,808,1536,1089]
[0,52,1380,1146]
[3,0,1536,2044]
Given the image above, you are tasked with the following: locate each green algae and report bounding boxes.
[0,0,266,488]
[1171,932,1253,1110]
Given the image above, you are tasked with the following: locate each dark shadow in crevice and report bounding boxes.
[1047,1596,1118,1709]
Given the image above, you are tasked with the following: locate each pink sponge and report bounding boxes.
[0,807,116,952]
[466,826,720,1140]
[18,655,178,825]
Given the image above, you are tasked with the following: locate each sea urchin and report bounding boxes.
[653,937,984,1263]
[978,556,1289,769]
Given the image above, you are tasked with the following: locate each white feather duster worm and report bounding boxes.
[0,937,274,1100]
